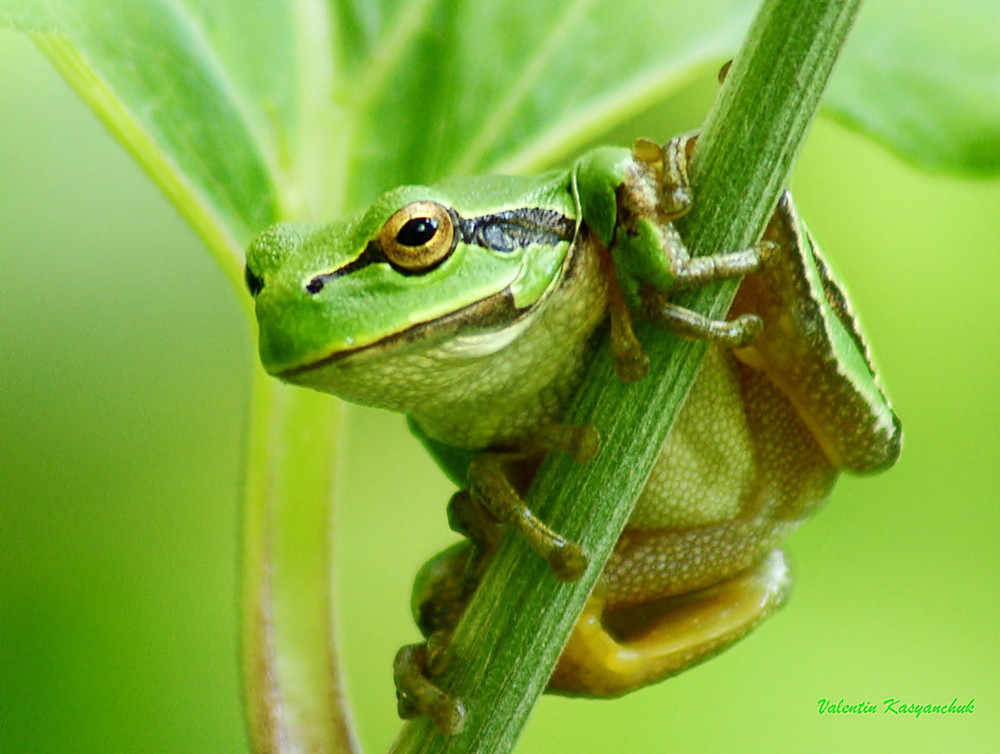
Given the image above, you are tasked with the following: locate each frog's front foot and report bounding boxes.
[642,288,764,348]
[467,427,598,581]
[394,639,465,734]
[543,536,589,582]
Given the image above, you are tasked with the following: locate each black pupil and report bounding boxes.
[396,217,438,247]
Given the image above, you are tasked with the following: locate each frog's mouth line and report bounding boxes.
[276,287,523,380]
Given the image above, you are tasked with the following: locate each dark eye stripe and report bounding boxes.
[307,243,389,293]
[245,265,264,296]
[305,207,575,293]
[458,208,575,252]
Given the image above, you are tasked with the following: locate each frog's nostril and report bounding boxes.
[306,277,325,294]
[245,266,264,297]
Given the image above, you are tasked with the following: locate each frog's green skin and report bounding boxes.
[249,168,602,450]
[246,135,901,723]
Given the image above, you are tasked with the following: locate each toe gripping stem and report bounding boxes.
[464,423,599,582]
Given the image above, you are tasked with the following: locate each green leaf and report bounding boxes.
[828,0,1000,175]
[2,0,296,287]
[3,0,996,752]
[338,0,756,201]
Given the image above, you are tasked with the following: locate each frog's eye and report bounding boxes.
[378,201,457,272]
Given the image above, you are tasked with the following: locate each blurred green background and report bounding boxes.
[2,29,998,754]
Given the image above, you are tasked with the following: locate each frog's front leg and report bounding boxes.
[577,136,773,379]
[640,287,763,348]
[475,459,587,575]
[614,135,772,299]
[394,425,598,732]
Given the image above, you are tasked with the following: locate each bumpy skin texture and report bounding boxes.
[300,221,609,451]
[245,136,901,710]
[401,188,899,698]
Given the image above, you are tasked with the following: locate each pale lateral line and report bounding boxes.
[448,0,594,175]
[491,38,736,175]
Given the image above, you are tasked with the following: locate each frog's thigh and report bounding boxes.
[548,551,789,696]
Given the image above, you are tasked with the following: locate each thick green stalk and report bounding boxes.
[391,0,862,752]
[242,366,359,754]
[34,30,358,754]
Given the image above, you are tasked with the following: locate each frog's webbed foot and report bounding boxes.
[549,550,791,695]
[628,137,693,222]
[396,544,473,734]
[394,637,465,735]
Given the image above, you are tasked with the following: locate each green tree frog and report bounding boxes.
[245,134,901,734]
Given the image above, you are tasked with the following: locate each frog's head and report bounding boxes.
[245,177,576,395]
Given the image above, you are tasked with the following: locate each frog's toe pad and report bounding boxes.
[732,313,764,346]
[613,347,650,383]
[566,425,601,463]
[547,540,589,582]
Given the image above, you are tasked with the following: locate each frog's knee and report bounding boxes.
[411,541,476,637]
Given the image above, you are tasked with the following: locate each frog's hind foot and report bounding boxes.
[394,640,465,735]
[549,550,791,696]
[396,543,475,735]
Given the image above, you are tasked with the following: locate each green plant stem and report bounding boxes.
[391,0,861,752]
[241,366,358,754]
[32,29,358,754]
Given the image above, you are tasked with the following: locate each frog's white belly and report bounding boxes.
[606,346,837,607]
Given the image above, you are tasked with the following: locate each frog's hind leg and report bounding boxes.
[394,539,477,734]
[549,550,790,696]
[728,194,901,472]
